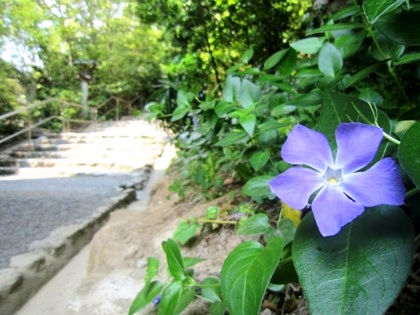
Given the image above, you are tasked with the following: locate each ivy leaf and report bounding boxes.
[162,239,186,282]
[293,206,414,315]
[221,237,284,315]
[249,150,270,171]
[399,122,420,189]
[159,281,196,315]
[362,0,405,24]
[239,113,256,137]
[318,42,343,77]
[290,37,325,54]
[237,213,272,235]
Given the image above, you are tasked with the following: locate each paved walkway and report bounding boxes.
[0,118,167,315]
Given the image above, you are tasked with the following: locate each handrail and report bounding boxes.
[0,96,135,147]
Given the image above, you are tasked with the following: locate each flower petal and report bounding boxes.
[269,166,324,210]
[312,185,365,237]
[341,158,405,207]
[335,122,383,173]
[282,124,334,172]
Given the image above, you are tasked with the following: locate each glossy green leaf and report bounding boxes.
[237,213,272,235]
[215,101,236,117]
[362,0,405,24]
[215,131,248,146]
[128,257,163,315]
[370,34,405,61]
[271,105,296,117]
[375,11,420,46]
[162,239,186,282]
[316,91,391,154]
[242,175,275,201]
[223,76,241,103]
[238,79,261,108]
[173,219,201,245]
[201,277,222,303]
[171,106,191,122]
[128,281,164,315]
[343,62,383,88]
[221,237,284,315]
[145,257,160,284]
[263,49,288,70]
[293,206,414,315]
[290,37,324,54]
[183,257,206,269]
[239,113,256,136]
[318,42,343,77]
[399,122,420,189]
[249,150,270,171]
[334,31,366,59]
[241,47,254,64]
[394,52,420,65]
[305,23,363,36]
[176,90,194,107]
[290,89,323,106]
[158,281,196,315]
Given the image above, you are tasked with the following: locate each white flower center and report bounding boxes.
[324,167,342,186]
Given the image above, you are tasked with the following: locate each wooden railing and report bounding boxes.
[0,96,135,146]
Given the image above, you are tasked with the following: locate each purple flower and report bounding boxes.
[269,123,405,237]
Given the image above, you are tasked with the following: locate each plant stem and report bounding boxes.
[197,218,237,225]
[406,188,419,199]
[383,132,401,146]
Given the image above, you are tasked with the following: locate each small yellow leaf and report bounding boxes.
[282,203,301,227]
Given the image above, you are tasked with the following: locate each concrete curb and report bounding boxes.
[0,188,136,315]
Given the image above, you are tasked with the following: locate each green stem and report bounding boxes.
[383,132,401,146]
[406,188,419,199]
[197,218,236,225]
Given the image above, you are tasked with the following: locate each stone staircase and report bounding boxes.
[0,118,167,179]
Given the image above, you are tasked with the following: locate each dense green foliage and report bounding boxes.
[132,0,420,314]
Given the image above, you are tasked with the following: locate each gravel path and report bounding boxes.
[0,173,145,268]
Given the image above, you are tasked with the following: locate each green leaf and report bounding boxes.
[317,91,391,154]
[241,47,254,64]
[176,90,194,107]
[159,281,196,315]
[334,31,366,59]
[263,49,288,70]
[162,239,186,281]
[242,175,275,201]
[171,105,191,122]
[318,42,343,77]
[290,37,325,54]
[399,122,420,189]
[293,206,415,315]
[394,52,420,66]
[370,34,405,61]
[201,277,222,303]
[238,79,261,108]
[223,76,241,103]
[221,237,284,315]
[362,0,405,24]
[290,89,323,106]
[239,113,256,136]
[215,131,248,146]
[215,101,236,117]
[237,213,272,235]
[173,219,201,245]
[249,150,270,171]
[183,257,206,269]
[145,257,160,285]
[375,11,420,46]
[305,23,363,36]
[343,62,383,89]
[128,281,164,315]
